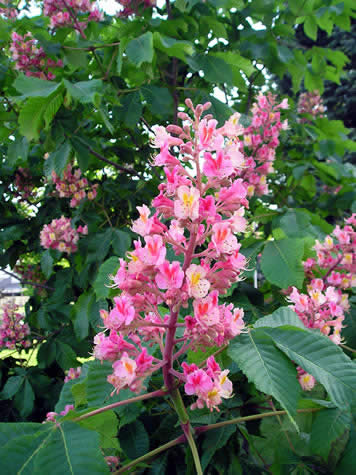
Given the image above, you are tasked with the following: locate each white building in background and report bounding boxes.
[0,269,23,296]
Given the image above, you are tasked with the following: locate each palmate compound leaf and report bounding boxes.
[228,329,300,427]
[0,421,109,474]
[263,326,356,411]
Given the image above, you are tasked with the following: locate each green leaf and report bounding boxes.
[0,421,109,474]
[254,307,305,329]
[112,228,131,257]
[187,53,233,85]
[18,97,49,141]
[72,292,92,340]
[63,79,103,104]
[116,91,143,129]
[87,228,113,263]
[310,408,351,461]
[43,90,63,129]
[41,250,54,279]
[335,424,356,474]
[71,381,88,408]
[304,16,318,40]
[260,238,305,289]
[263,326,356,410]
[14,380,35,418]
[78,410,119,450]
[13,74,62,99]
[0,375,24,399]
[119,420,149,459]
[44,141,72,178]
[126,32,154,67]
[7,137,29,168]
[55,341,78,370]
[228,330,300,425]
[211,52,255,77]
[141,85,174,118]
[153,32,194,61]
[201,425,236,470]
[93,256,119,300]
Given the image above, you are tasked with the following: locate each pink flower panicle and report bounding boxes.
[287,216,356,389]
[14,167,37,201]
[43,0,103,31]
[10,32,63,80]
[14,259,47,296]
[0,0,18,19]
[219,93,288,198]
[51,163,98,207]
[116,0,156,18]
[93,96,287,411]
[297,91,325,122]
[40,216,88,254]
[0,302,31,350]
[64,366,82,383]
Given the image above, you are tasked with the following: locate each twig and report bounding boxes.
[73,137,138,176]
[73,389,167,422]
[63,42,120,51]
[116,434,186,473]
[341,343,356,353]
[195,408,322,435]
[0,267,54,291]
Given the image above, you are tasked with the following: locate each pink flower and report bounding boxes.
[105,295,135,330]
[185,369,213,396]
[174,186,200,221]
[112,353,137,386]
[203,150,234,178]
[211,222,239,255]
[186,264,210,299]
[193,291,220,326]
[143,235,166,266]
[155,260,184,289]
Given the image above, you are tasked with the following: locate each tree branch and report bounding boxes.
[74,137,139,176]
[73,389,167,422]
[0,267,54,291]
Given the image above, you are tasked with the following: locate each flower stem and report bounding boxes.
[116,434,186,473]
[73,389,167,422]
[170,387,203,475]
[195,407,322,435]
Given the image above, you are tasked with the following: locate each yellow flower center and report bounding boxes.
[190,272,201,287]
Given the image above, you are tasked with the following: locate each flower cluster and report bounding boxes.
[14,167,37,201]
[297,91,325,122]
[116,0,156,17]
[43,0,102,31]
[14,259,47,296]
[287,215,356,389]
[93,96,286,411]
[9,32,63,80]
[64,366,82,383]
[182,356,233,411]
[40,216,88,254]
[0,302,31,350]
[224,93,288,197]
[0,0,18,19]
[51,163,97,207]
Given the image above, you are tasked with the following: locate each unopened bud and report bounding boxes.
[178,112,190,120]
[166,125,183,135]
[185,98,193,109]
